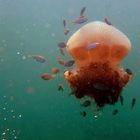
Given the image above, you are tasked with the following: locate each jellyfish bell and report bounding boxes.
[64,21,132,107]
[66,21,131,67]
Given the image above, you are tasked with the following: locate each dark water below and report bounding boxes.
[0,0,140,139]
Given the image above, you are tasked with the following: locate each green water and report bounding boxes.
[0,0,140,139]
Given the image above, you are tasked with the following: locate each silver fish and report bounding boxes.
[64,60,75,67]
[80,111,86,117]
[72,16,88,24]
[32,55,46,63]
[94,83,109,91]
[58,42,66,48]
[80,7,86,16]
[87,42,99,51]
[64,29,70,35]
[59,48,65,56]
[58,84,64,91]
[57,58,65,65]
[125,68,133,75]
[120,95,124,106]
[81,100,91,107]
[41,73,55,80]
[131,98,136,109]
[104,18,112,25]
[63,20,66,28]
[112,109,119,115]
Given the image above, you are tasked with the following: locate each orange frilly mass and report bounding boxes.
[64,21,132,107]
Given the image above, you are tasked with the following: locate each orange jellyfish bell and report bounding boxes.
[66,21,131,67]
[64,21,132,107]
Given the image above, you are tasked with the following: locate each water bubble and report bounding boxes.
[51,33,55,37]
[3,107,6,110]
[22,55,26,60]
[33,23,36,27]
[4,44,7,47]
[17,52,20,55]
[2,132,6,135]
[20,42,24,46]
[94,115,98,119]
[3,95,6,98]
[2,40,5,43]
[25,28,29,31]
[4,118,7,121]
[0,58,4,62]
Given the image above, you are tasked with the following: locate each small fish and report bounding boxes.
[64,28,70,35]
[64,60,75,67]
[51,68,60,74]
[72,16,88,24]
[81,100,91,107]
[80,7,86,17]
[80,111,86,117]
[104,18,112,25]
[57,58,65,66]
[120,95,124,106]
[131,98,136,110]
[68,87,77,96]
[32,55,46,63]
[125,68,133,75]
[58,42,66,48]
[63,20,66,28]
[94,83,109,91]
[59,48,65,56]
[112,109,119,115]
[87,42,99,51]
[41,73,55,80]
[58,84,64,91]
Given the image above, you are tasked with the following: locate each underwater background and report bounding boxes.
[0,0,140,139]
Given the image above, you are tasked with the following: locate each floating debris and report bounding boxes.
[58,84,64,91]
[80,111,87,117]
[112,109,119,115]
[104,18,112,25]
[120,95,124,106]
[131,97,136,110]
[32,55,46,63]
[81,100,91,107]
[51,68,60,74]
[64,60,75,67]
[41,73,55,80]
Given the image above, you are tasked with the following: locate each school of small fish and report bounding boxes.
[25,6,137,118]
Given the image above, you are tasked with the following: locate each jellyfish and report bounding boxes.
[64,21,132,107]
